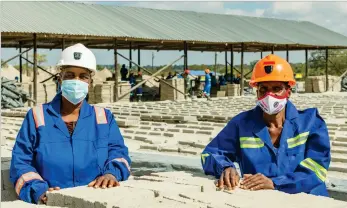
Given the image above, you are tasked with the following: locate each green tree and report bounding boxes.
[309,49,347,76]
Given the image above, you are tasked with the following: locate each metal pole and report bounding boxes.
[1,47,33,66]
[214,52,217,75]
[116,51,186,95]
[325,48,329,91]
[62,38,65,50]
[225,48,228,76]
[19,42,23,83]
[240,43,244,96]
[26,50,29,77]
[33,34,38,104]
[129,42,132,69]
[271,46,274,54]
[138,46,141,71]
[305,49,308,78]
[286,45,289,62]
[152,52,154,71]
[184,41,188,70]
[260,51,263,59]
[114,39,119,102]
[118,55,184,100]
[21,57,56,77]
[230,45,234,81]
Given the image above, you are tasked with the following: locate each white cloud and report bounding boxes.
[271,2,313,15]
[225,8,264,17]
[265,2,347,36]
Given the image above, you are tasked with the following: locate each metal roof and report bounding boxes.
[1,1,347,51]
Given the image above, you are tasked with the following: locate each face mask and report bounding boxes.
[256,90,289,115]
[61,80,89,105]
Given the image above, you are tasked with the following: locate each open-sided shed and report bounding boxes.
[2,1,347,101]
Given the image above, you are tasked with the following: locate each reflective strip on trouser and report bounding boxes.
[201,153,210,165]
[287,132,310,148]
[240,137,264,148]
[112,158,131,172]
[32,105,45,128]
[15,172,44,195]
[94,106,107,124]
[300,158,327,182]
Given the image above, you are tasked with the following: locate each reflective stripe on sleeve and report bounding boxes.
[201,153,210,165]
[94,106,107,124]
[32,105,45,128]
[287,132,310,148]
[112,158,131,172]
[300,158,327,182]
[15,172,44,195]
[240,137,264,148]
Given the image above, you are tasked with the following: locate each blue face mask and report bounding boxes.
[61,80,89,105]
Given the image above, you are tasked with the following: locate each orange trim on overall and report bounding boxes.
[15,172,43,195]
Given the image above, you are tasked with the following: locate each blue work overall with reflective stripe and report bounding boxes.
[10,92,131,204]
[204,73,211,96]
[201,101,331,196]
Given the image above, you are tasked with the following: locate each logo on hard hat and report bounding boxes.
[74,52,82,60]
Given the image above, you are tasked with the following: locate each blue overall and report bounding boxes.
[201,101,330,196]
[204,73,212,96]
[10,93,131,204]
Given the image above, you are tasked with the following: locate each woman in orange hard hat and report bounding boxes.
[201,54,330,196]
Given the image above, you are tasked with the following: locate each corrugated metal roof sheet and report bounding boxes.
[1,1,347,47]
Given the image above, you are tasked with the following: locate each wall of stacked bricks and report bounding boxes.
[1,92,347,207]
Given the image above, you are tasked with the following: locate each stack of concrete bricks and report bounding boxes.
[306,76,342,93]
[226,84,240,96]
[2,171,347,207]
[117,82,131,102]
[160,79,185,101]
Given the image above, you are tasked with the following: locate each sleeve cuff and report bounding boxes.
[103,161,122,181]
[32,181,49,204]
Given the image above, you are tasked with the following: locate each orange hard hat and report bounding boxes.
[184,69,190,74]
[205,68,210,74]
[249,54,296,88]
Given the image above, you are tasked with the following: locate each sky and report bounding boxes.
[1,1,347,67]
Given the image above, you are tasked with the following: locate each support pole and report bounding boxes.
[260,51,263,59]
[325,48,329,91]
[118,55,184,100]
[129,42,132,69]
[305,49,308,78]
[26,50,29,77]
[116,52,186,95]
[286,45,289,62]
[214,52,217,76]
[240,43,244,96]
[184,41,188,70]
[1,47,32,66]
[225,48,228,76]
[271,46,274,54]
[21,57,56,76]
[230,45,234,81]
[138,46,141,71]
[62,38,65,50]
[19,42,23,83]
[33,34,38,105]
[114,39,119,102]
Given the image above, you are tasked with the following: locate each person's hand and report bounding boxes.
[40,187,60,204]
[88,174,120,189]
[216,167,240,191]
[240,173,274,191]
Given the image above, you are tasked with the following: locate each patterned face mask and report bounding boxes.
[256,90,289,115]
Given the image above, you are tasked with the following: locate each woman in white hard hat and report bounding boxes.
[10,43,131,204]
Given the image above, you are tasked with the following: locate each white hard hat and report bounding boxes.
[57,43,96,73]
